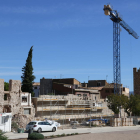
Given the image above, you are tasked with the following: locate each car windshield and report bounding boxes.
[28,122,36,125]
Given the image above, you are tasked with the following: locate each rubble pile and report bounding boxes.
[12,114,34,128]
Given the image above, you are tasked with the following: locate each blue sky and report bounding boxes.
[0,0,140,91]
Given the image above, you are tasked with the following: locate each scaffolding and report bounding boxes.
[33,94,113,127]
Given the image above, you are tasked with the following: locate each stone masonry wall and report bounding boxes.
[0,79,35,129]
[9,79,21,93]
[0,79,4,112]
[133,68,140,95]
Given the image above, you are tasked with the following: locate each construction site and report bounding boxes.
[32,92,138,128]
[32,94,113,125]
[0,76,138,132]
[1,3,140,131]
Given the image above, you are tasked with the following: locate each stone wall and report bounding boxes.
[133,68,140,95]
[40,78,53,95]
[9,79,21,93]
[0,79,35,129]
[0,79,4,112]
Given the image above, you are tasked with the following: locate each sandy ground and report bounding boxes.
[54,130,140,140]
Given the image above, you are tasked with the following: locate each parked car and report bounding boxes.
[26,121,57,133]
[70,121,79,125]
[47,120,61,127]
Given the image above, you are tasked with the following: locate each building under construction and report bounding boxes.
[32,94,113,124]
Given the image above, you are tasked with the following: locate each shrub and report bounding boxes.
[61,133,66,136]
[11,122,18,131]
[71,133,75,135]
[28,132,44,139]
[67,134,70,136]
[75,133,78,135]
[56,134,61,137]
[0,130,8,140]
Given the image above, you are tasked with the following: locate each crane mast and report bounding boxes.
[103,5,138,95]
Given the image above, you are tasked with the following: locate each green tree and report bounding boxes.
[107,94,121,114]
[4,82,9,91]
[126,94,140,116]
[107,94,129,114]
[107,94,140,116]
[21,46,35,97]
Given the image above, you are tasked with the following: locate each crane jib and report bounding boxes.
[119,21,139,39]
[104,5,139,39]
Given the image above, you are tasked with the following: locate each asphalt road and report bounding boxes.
[52,130,140,140]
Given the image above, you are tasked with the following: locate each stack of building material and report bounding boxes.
[126,118,129,126]
[127,118,133,126]
[116,118,121,126]
[122,118,126,126]
[110,118,117,127]
[110,118,133,126]
[92,120,99,126]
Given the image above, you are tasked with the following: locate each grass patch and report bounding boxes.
[50,135,55,137]
[45,132,80,139]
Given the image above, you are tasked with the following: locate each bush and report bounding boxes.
[17,128,24,133]
[0,130,8,140]
[11,122,18,131]
[61,133,66,136]
[67,134,70,136]
[28,132,44,139]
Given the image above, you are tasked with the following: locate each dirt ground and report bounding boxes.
[53,130,140,140]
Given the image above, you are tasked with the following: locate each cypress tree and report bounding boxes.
[21,46,35,97]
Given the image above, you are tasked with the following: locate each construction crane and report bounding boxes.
[103,5,139,95]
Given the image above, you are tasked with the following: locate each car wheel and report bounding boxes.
[52,127,56,132]
[37,128,42,133]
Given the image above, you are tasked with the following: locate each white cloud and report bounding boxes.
[0,67,21,69]
[0,72,21,76]
[34,68,112,75]
[0,67,111,77]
